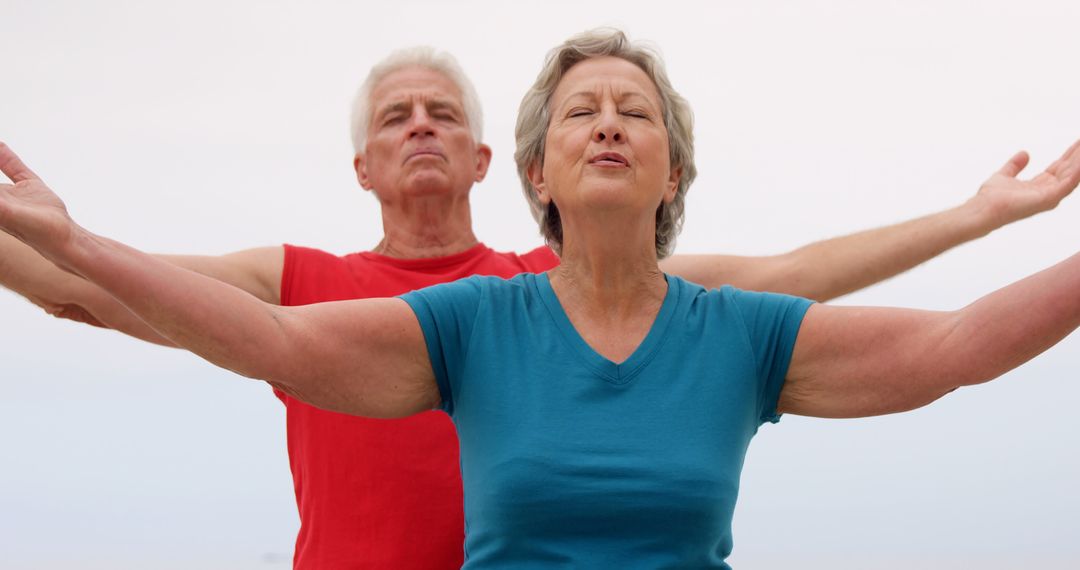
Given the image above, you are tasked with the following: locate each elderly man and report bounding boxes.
[0,47,1072,569]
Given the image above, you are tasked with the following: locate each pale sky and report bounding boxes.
[1,1,1078,568]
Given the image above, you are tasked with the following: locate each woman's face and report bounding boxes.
[529,56,680,226]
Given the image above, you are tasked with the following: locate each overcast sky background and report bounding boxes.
[2,1,1079,568]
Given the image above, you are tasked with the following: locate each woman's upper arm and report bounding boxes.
[778,303,961,419]
[271,297,439,419]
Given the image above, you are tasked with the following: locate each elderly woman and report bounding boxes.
[1,29,1078,568]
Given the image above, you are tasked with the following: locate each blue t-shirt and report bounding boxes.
[402,272,812,569]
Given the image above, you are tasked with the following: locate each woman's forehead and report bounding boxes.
[553,56,661,107]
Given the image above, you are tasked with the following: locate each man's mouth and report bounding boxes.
[406,149,445,162]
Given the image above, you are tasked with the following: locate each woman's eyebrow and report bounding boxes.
[615,91,660,110]
[559,90,657,109]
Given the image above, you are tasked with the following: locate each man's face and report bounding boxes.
[355,66,491,202]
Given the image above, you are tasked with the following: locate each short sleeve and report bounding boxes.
[725,286,814,424]
[399,276,487,415]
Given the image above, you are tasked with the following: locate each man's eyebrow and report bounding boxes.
[374,101,411,120]
[427,99,463,113]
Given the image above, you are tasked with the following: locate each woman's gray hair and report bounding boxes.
[514,28,697,259]
[350,46,484,152]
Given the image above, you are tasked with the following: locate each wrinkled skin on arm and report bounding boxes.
[4,141,1077,349]
[0,143,439,419]
[778,142,1080,418]
[0,230,283,346]
[662,142,1080,300]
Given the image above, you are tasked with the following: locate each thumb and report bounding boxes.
[0,143,42,183]
[997,150,1030,178]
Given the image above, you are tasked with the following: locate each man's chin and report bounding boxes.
[402,173,460,197]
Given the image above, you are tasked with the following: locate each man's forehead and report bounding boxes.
[370,66,465,110]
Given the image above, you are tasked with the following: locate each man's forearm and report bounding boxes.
[773,201,991,301]
[663,201,992,301]
[668,144,1078,300]
[0,231,175,346]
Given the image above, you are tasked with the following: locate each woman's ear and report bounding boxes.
[526,160,550,205]
[663,165,683,203]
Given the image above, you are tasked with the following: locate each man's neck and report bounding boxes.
[372,195,480,259]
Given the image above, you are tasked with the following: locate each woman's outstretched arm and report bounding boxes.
[0,143,438,419]
[781,249,1080,418]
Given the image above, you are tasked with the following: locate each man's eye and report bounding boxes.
[623,110,649,119]
[568,109,593,118]
[382,115,405,126]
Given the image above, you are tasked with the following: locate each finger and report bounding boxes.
[1044,139,1080,184]
[997,150,1029,178]
[1059,138,1080,162]
[1060,138,1080,180]
[0,142,42,183]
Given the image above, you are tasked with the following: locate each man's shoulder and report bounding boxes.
[282,243,348,260]
[283,244,381,271]
[486,244,559,273]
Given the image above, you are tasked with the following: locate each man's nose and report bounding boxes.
[408,106,436,138]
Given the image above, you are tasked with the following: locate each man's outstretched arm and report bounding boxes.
[662,143,1080,301]
[0,225,284,346]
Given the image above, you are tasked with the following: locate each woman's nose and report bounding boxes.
[593,109,624,143]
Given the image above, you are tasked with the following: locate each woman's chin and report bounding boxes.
[588,192,662,217]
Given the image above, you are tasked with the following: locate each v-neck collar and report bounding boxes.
[533,272,682,385]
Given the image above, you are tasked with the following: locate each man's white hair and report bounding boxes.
[350,46,484,153]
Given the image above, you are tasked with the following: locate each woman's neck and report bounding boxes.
[549,221,667,318]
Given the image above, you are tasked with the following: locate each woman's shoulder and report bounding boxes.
[670,275,813,320]
[406,272,539,304]
[454,271,538,291]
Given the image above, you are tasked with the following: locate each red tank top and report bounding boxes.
[278,243,559,569]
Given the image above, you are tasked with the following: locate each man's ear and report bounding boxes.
[526,160,550,205]
[354,153,373,191]
[474,144,493,182]
[663,165,683,204]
